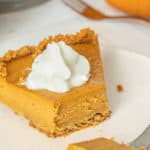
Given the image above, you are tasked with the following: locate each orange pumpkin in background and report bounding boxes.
[106,0,150,17]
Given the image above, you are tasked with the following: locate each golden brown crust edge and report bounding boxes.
[0,28,97,78]
[2,28,97,62]
[29,112,110,138]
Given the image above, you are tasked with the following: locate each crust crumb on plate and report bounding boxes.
[117,84,124,92]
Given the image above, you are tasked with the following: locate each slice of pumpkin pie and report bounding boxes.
[0,28,110,137]
[68,138,144,150]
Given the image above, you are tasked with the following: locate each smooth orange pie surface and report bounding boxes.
[0,29,110,137]
[68,138,143,150]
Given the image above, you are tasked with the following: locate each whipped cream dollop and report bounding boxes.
[24,41,90,93]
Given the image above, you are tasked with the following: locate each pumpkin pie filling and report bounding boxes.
[0,29,110,137]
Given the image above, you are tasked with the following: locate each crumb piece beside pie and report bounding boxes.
[0,28,110,137]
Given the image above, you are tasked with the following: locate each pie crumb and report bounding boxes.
[117,84,124,92]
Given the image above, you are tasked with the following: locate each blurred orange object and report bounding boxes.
[106,0,150,17]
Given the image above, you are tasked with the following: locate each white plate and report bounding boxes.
[0,47,150,150]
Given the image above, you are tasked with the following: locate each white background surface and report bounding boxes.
[0,0,150,149]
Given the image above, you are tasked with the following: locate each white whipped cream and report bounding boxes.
[24,41,90,93]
